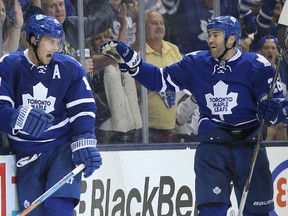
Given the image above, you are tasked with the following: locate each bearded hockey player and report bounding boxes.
[101,16,282,216]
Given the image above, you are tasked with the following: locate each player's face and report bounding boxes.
[44,0,66,24]
[259,40,278,65]
[145,12,165,42]
[208,30,226,58]
[36,36,62,65]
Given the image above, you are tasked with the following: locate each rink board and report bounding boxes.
[0,144,287,216]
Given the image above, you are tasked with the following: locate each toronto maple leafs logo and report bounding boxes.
[213,186,222,195]
[205,81,238,120]
[22,82,56,113]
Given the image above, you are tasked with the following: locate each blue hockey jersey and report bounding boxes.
[0,50,96,153]
[132,49,283,136]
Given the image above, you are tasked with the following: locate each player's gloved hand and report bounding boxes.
[101,39,141,72]
[70,133,102,178]
[10,105,54,137]
[242,13,257,35]
[257,95,284,124]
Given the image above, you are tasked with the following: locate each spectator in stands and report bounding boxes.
[24,0,111,50]
[87,3,142,144]
[142,10,183,143]
[257,35,288,141]
[249,0,282,51]
[8,0,75,22]
[1,0,23,54]
[82,0,138,45]
[21,0,111,73]
[161,0,254,54]
[108,0,138,45]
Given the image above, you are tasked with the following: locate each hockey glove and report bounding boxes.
[10,105,54,137]
[70,133,102,178]
[101,39,141,72]
[257,97,283,124]
[242,12,257,35]
[256,0,278,36]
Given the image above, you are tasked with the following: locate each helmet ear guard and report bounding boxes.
[207,16,241,46]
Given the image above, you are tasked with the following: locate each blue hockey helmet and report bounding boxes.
[26,14,64,43]
[207,16,241,43]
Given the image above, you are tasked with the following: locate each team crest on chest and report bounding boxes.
[205,80,238,121]
[22,82,56,113]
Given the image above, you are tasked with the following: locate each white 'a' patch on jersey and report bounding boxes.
[52,64,61,79]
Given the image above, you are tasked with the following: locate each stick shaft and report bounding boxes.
[237,49,283,216]
[17,163,85,216]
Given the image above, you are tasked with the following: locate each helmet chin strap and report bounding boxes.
[218,39,234,61]
[31,42,45,66]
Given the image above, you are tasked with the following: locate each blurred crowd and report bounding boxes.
[0,0,287,145]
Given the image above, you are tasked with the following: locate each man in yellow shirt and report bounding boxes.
[144,10,182,143]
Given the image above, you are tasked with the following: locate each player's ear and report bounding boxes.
[227,34,236,48]
[28,34,37,46]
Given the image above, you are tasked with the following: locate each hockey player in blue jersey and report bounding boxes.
[0,14,102,215]
[100,16,282,216]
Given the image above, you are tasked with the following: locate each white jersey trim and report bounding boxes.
[0,95,15,107]
[66,98,95,108]
[69,111,95,123]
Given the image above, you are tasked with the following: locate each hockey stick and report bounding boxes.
[17,163,85,216]
[237,2,288,216]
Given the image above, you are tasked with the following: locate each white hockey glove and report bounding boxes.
[101,39,142,72]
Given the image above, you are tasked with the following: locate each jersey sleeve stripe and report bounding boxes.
[160,68,168,92]
[46,118,69,131]
[0,95,15,107]
[167,74,180,92]
[8,134,55,142]
[69,111,95,123]
[66,98,95,108]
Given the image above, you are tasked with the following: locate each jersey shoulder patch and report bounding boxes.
[255,53,271,67]
[241,52,272,68]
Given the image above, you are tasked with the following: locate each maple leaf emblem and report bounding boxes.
[205,81,238,120]
[22,82,56,113]
[213,186,222,195]
[256,54,271,67]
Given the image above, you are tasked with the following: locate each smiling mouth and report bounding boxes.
[209,44,216,49]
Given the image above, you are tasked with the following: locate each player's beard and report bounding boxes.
[210,45,226,59]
